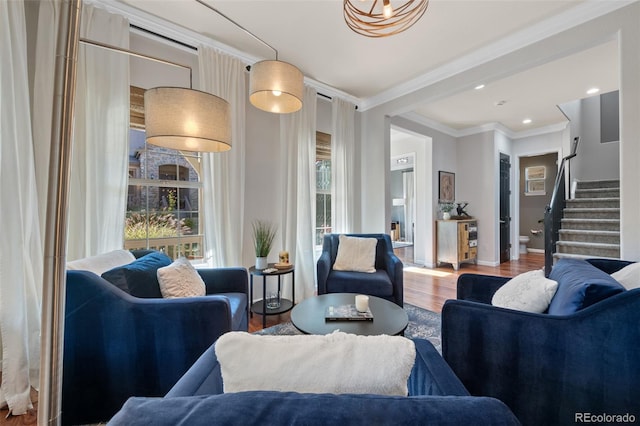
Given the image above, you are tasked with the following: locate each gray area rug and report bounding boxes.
[256,303,441,352]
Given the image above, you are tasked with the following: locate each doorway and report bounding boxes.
[499,153,511,263]
[390,155,415,264]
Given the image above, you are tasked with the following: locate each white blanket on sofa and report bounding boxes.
[215,331,416,396]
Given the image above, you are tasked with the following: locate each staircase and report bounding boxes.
[554,179,620,260]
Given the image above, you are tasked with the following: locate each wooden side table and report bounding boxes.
[249,264,295,329]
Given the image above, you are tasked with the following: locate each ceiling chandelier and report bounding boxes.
[343,0,430,38]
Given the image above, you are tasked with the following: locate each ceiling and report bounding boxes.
[116,0,625,134]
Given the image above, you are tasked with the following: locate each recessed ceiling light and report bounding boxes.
[522,118,532,124]
[475,84,485,90]
[587,87,600,95]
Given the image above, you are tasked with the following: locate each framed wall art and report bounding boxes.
[438,171,455,203]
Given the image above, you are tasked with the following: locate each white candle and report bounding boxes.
[355,295,369,313]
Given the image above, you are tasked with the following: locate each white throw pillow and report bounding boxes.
[492,269,558,313]
[332,235,377,273]
[66,249,135,275]
[215,331,416,396]
[611,262,640,290]
[157,257,206,298]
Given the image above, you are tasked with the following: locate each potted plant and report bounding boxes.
[252,220,277,269]
[440,203,455,220]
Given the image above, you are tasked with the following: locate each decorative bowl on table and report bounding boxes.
[274,263,293,270]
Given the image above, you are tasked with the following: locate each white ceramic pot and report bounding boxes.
[255,256,268,270]
[443,212,451,220]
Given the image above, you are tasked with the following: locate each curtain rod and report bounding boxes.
[130,24,197,51]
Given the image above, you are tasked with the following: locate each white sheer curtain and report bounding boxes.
[281,86,317,301]
[0,0,44,415]
[199,47,246,267]
[66,4,129,260]
[331,98,356,233]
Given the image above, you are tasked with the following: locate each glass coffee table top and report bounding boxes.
[290,293,408,336]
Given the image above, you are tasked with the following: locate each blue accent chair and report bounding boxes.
[442,258,640,426]
[317,234,404,307]
[108,339,521,425]
[62,251,248,425]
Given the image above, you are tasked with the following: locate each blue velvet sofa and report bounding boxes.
[442,258,640,426]
[108,338,520,425]
[62,251,248,425]
[317,233,404,306]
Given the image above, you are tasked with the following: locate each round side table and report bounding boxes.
[249,264,295,329]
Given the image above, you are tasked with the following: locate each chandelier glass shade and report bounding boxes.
[343,0,430,37]
[144,87,232,152]
[250,60,304,113]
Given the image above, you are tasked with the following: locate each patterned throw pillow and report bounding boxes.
[157,257,206,298]
[492,269,558,313]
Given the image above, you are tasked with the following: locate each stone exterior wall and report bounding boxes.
[127,147,200,234]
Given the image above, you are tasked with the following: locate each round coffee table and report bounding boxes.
[291,293,408,336]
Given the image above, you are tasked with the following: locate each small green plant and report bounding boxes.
[252,220,277,257]
[439,202,455,213]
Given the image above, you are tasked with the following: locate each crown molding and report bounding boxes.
[360,0,636,112]
[399,112,569,140]
[511,121,569,140]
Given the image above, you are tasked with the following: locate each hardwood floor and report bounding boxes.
[1,252,543,425]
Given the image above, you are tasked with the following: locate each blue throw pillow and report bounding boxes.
[548,258,625,315]
[101,252,172,298]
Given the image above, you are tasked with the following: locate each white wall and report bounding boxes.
[457,132,498,265]
[559,95,620,182]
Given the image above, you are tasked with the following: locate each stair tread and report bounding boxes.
[564,207,619,210]
[553,253,620,260]
[556,241,620,248]
[566,197,619,201]
[561,218,619,222]
[559,230,619,235]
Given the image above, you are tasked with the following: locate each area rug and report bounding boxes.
[255,303,441,352]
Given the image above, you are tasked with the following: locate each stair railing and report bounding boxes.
[544,137,580,276]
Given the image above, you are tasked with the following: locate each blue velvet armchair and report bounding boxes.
[317,234,403,307]
[441,258,640,426]
[62,254,248,425]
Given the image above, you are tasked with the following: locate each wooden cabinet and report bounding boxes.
[436,219,478,270]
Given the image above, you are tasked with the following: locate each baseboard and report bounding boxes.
[527,248,544,253]
[477,260,500,267]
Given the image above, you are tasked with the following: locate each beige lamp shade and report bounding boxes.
[249,60,304,113]
[144,87,231,152]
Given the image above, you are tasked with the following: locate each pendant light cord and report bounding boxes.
[195,0,279,60]
[79,37,194,88]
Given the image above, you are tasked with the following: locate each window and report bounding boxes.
[125,86,203,260]
[315,132,331,246]
[525,166,546,196]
